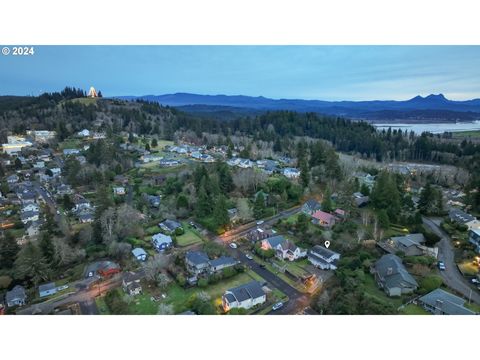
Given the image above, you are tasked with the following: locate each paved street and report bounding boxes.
[423,217,480,305]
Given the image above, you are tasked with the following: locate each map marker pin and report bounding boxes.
[324,240,330,249]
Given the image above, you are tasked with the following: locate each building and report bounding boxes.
[417,288,475,315]
[307,245,341,270]
[5,285,27,307]
[372,254,418,297]
[21,210,39,224]
[222,281,266,312]
[132,247,148,262]
[449,208,480,230]
[63,148,81,156]
[469,229,480,253]
[379,233,436,257]
[122,271,143,296]
[152,233,173,251]
[209,256,238,272]
[2,136,32,155]
[78,129,90,137]
[185,251,211,275]
[113,187,126,196]
[261,235,306,261]
[39,282,57,298]
[27,130,56,142]
[7,174,19,184]
[353,192,369,207]
[311,210,336,228]
[282,167,301,179]
[159,219,183,234]
[302,199,322,215]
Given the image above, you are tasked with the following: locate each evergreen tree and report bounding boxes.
[213,195,230,230]
[322,189,333,213]
[196,182,212,218]
[151,138,158,148]
[253,192,266,219]
[176,194,189,209]
[39,232,55,264]
[0,232,20,269]
[13,242,50,286]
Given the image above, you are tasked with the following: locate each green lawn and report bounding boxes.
[59,138,82,150]
[465,302,480,314]
[363,274,405,308]
[95,296,110,315]
[452,130,480,139]
[400,304,430,315]
[176,227,204,247]
[458,261,479,276]
[127,292,159,315]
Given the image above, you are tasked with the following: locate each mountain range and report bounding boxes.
[117,93,480,122]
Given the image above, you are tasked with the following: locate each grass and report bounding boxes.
[59,138,82,150]
[95,296,110,315]
[452,130,480,139]
[176,227,204,247]
[400,304,430,315]
[363,274,405,308]
[127,292,159,315]
[465,302,480,314]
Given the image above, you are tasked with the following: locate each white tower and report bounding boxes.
[87,86,98,98]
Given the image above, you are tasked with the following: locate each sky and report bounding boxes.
[1,46,479,101]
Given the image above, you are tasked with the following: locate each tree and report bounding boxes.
[188,291,215,315]
[236,198,253,222]
[360,183,370,196]
[213,195,230,230]
[322,189,333,213]
[253,192,266,219]
[157,303,174,315]
[377,209,390,230]
[296,213,309,233]
[176,194,189,209]
[145,143,151,152]
[195,181,212,218]
[39,233,55,264]
[151,138,158,148]
[156,273,171,291]
[0,232,20,269]
[144,254,170,282]
[13,242,50,286]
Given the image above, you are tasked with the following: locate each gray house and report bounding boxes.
[379,233,427,257]
[39,282,57,298]
[5,285,27,307]
[302,199,322,215]
[185,251,210,275]
[418,288,475,315]
[372,254,418,296]
[209,256,238,272]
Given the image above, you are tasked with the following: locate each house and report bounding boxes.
[33,161,45,169]
[21,203,39,213]
[78,213,94,223]
[113,187,126,196]
[185,251,211,275]
[84,261,120,278]
[2,139,32,154]
[308,245,341,270]
[122,271,143,296]
[152,233,173,251]
[261,235,306,261]
[72,195,91,212]
[159,219,183,234]
[246,227,276,242]
[5,285,27,307]
[39,282,57,298]
[353,192,369,207]
[27,130,56,142]
[283,167,300,179]
[7,174,19,184]
[21,210,39,224]
[379,233,437,257]
[449,208,479,230]
[238,158,253,169]
[56,184,73,196]
[159,158,180,167]
[334,208,347,220]
[302,199,322,215]
[417,288,475,315]
[469,229,480,253]
[78,129,90,137]
[50,167,61,177]
[26,222,40,237]
[311,210,336,228]
[142,154,163,163]
[147,195,161,208]
[63,148,80,156]
[209,256,238,272]
[132,247,148,262]
[372,254,418,296]
[222,281,266,312]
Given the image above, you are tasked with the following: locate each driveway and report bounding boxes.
[423,217,480,305]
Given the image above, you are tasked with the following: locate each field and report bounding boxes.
[176,223,204,247]
[400,304,430,315]
[452,130,480,139]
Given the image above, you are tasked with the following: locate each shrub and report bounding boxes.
[176,274,186,287]
[197,278,209,288]
[419,275,443,294]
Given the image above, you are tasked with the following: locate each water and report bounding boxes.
[374,120,480,134]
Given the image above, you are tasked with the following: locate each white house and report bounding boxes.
[261,235,306,261]
[307,245,341,270]
[122,271,143,296]
[132,247,148,262]
[283,167,301,179]
[113,187,126,196]
[222,281,266,312]
[21,203,39,213]
[78,129,90,137]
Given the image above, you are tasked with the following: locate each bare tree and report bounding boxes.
[157,303,174,315]
[156,273,171,291]
[236,198,253,222]
[100,207,117,244]
[356,227,366,244]
[144,254,170,282]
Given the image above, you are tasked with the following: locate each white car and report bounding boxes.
[471,278,480,284]
[272,302,284,311]
[229,243,238,249]
[256,220,264,225]
[245,253,253,260]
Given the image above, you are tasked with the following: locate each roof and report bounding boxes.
[209,256,237,268]
[303,199,321,210]
[160,219,182,231]
[186,251,210,266]
[449,208,476,224]
[310,245,340,260]
[265,235,286,248]
[123,271,143,284]
[39,282,56,293]
[312,210,335,222]
[6,285,26,302]
[132,248,147,257]
[391,233,426,248]
[419,288,475,315]
[152,233,173,245]
[374,254,418,289]
[226,281,265,302]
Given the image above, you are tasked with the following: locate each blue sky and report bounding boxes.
[1,46,479,101]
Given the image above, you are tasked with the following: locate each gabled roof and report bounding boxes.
[6,285,26,302]
[449,208,476,224]
[39,282,56,293]
[226,281,265,302]
[303,199,321,211]
[374,254,418,289]
[391,233,426,248]
[132,247,147,257]
[152,233,173,245]
[185,251,210,266]
[312,210,335,222]
[209,256,237,268]
[310,245,340,260]
[419,288,475,315]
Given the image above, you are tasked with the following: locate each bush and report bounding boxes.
[0,275,12,289]
[176,274,186,287]
[175,227,185,236]
[197,278,209,288]
[104,289,129,314]
[419,275,443,294]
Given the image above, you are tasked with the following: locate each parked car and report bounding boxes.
[437,261,446,271]
[256,220,264,225]
[471,278,480,284]
[245,253,253,260]
[272,302,284,311]
[229,243,238,249]
[188,221,198,229]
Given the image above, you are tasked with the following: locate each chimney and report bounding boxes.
[387,267,393,275]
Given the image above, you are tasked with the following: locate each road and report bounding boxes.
[220,206,301,243]
[423,217,480,305]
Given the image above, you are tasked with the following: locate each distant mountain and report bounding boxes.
[117,93,480,122]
